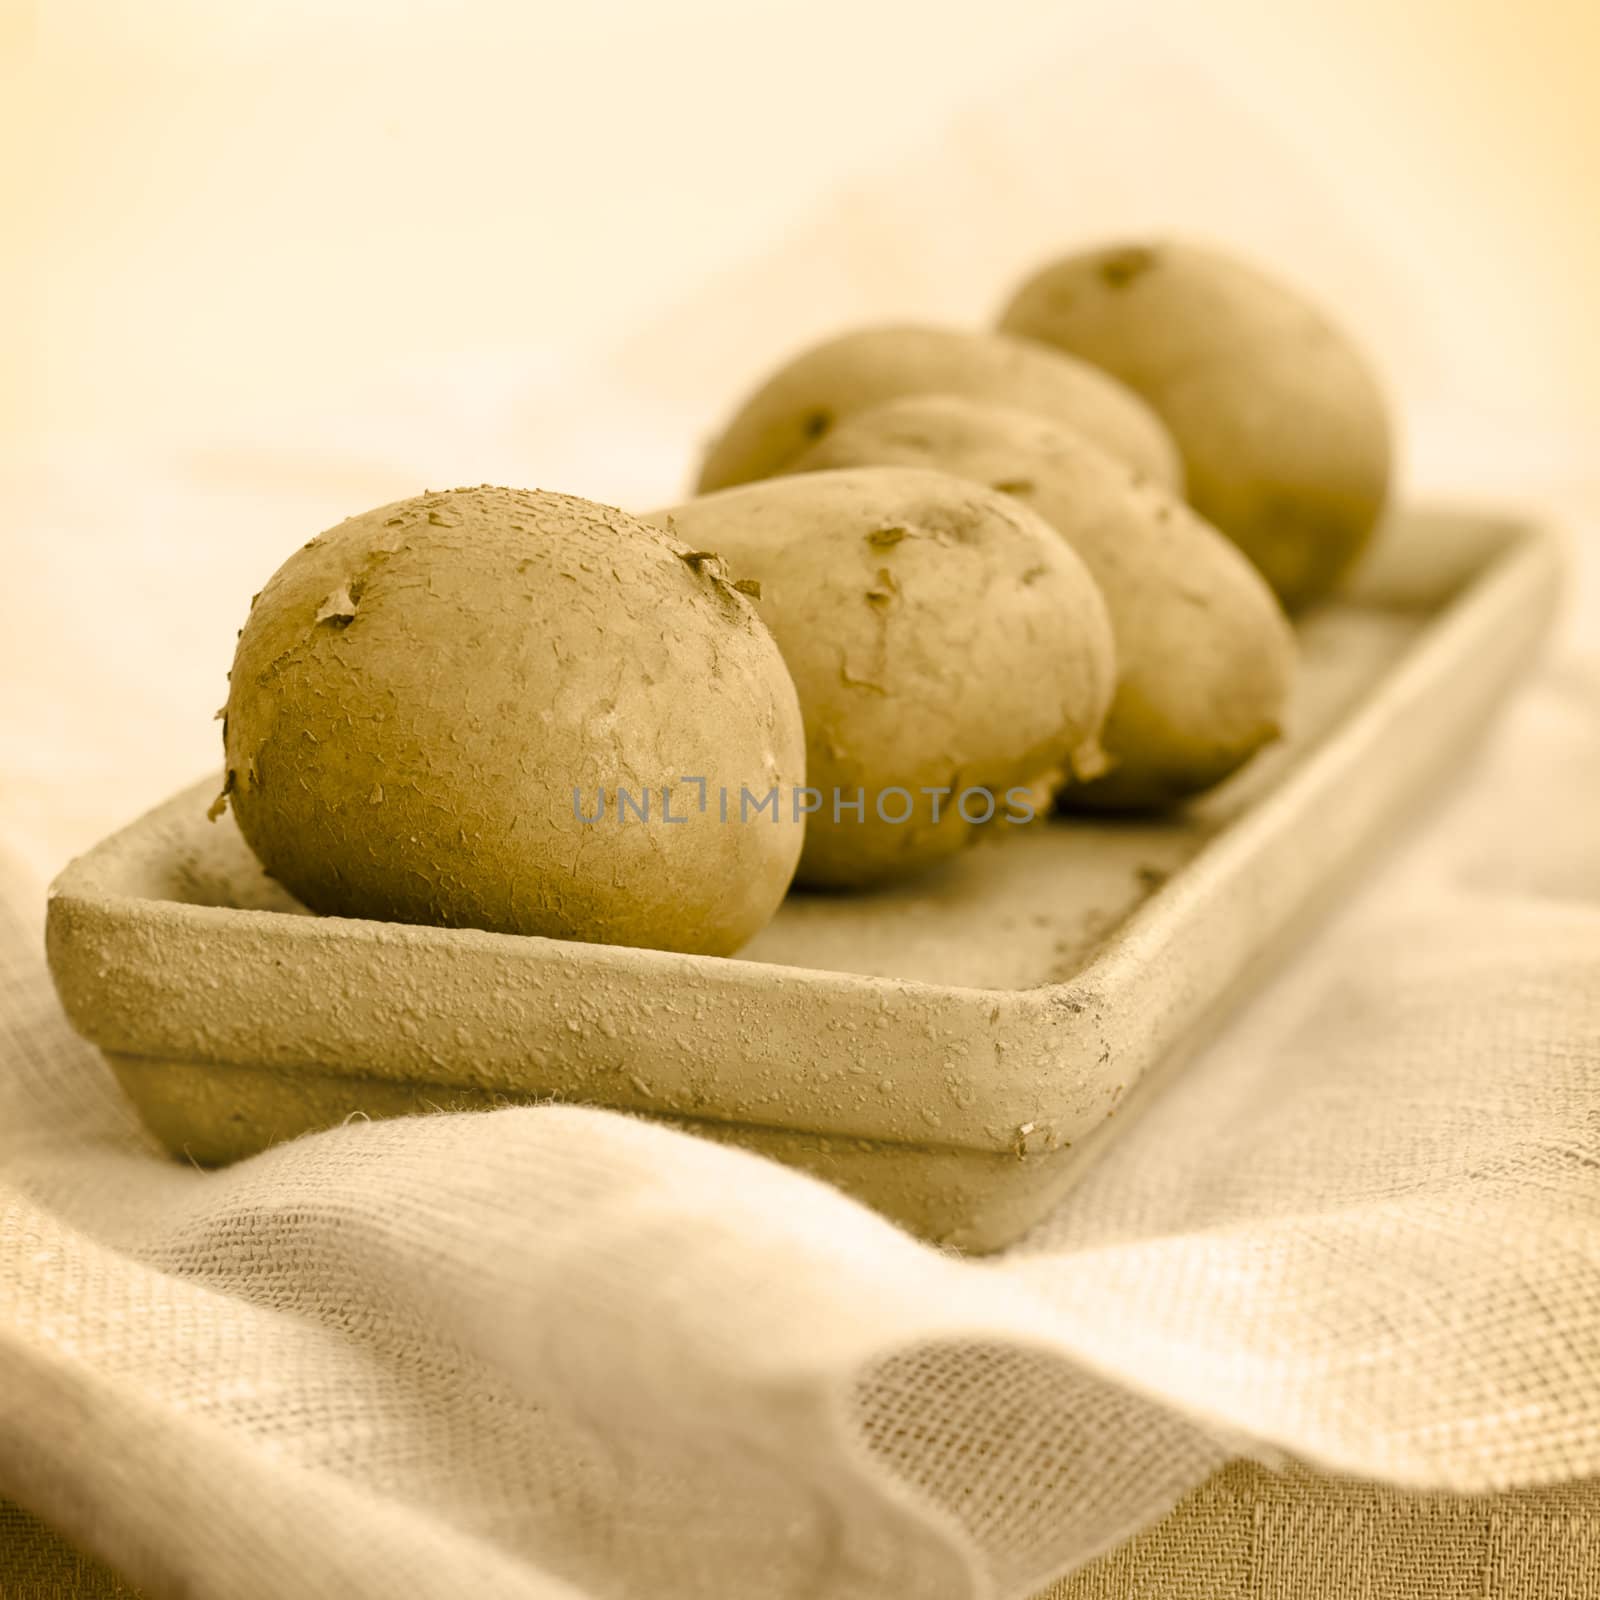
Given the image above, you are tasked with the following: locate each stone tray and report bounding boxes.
[45,505,1562,1251]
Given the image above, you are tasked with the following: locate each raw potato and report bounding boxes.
[220,485,806,956]
[793,397,1296,809]
[998,241,1392,609]
[695,324,1183,496]
[649,467,1117,886]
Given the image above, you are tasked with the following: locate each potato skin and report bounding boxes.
[221,485,805,956]
[695,324,1183,496]
[650,467,1116,887]
[998,241,1392,609]
[793,396,1295,810]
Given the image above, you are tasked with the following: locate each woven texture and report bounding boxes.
[9,1468,1600,1600]
[1051,1463,1600,1600]
[3,535,1599,1597]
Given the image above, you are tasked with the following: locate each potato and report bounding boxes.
[219,485,805,956]
[695,324,1182,495]
[792,396,1295,810]
[648,467,1116,886]
[998,241,1392,609]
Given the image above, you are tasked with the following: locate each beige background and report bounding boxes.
[5,0,1597,447]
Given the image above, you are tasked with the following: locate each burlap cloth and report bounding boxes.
[5,55,1600,1599]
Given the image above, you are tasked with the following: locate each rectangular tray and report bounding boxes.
[45,504,1561,1251]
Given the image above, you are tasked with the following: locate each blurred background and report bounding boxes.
[2,0,1596,880]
